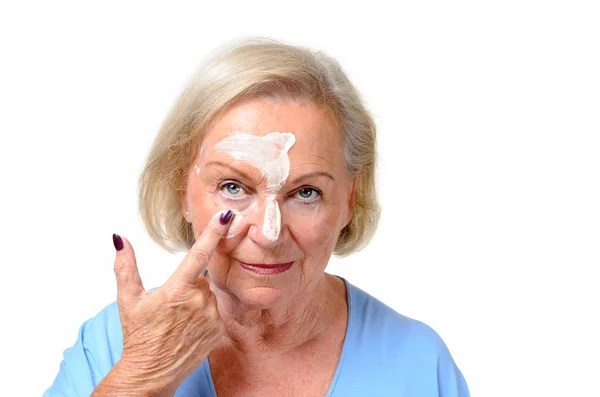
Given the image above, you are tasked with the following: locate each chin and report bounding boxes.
[232,285,293,309]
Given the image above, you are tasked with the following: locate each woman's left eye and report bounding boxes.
[294,187,320,201]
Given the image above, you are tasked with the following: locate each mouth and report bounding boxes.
[239,261,294,275]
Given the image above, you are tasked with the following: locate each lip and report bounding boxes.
[239,261,293,275]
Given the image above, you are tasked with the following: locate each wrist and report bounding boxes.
[93,359,174,397]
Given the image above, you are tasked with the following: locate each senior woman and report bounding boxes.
[45,38,469,397]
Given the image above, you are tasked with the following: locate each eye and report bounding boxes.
[294,187,321,201]
[225,183,241,195]
[218,181,247,199]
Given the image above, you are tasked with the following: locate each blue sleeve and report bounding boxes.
[43,320,103,397]
[43,302,122,397]
[404,319,470,397]
[436,338,470,397]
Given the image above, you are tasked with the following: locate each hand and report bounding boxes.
[111,209,233,396]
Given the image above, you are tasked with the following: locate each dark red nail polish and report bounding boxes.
[113,233,124,251]
[219,210,233,225]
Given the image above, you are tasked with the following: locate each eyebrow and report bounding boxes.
[290,171,335,185]
[205,161,335,185]
[204,161,255,181]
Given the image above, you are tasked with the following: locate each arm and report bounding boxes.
[437,346,470,397]
[90,360,174,397]
[43,319,98,397]
[43,316,176,397]
[44,210,233,396]
[43,360,78,397]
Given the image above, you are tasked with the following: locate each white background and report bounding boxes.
[1,1,598,396]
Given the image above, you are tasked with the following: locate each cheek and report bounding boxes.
[224,201,256,239]
[188,170,254,239]
[187,181,226,239]
[285,203,341,254]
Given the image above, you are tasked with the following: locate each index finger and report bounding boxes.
[170,209,233,285]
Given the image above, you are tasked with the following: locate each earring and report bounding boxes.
[185,211,190,216]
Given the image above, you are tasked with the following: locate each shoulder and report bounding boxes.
[346,282,446,354]
[80,300,124,367]
[67,299,124,376]
[337,280,470,396]
[44,300,124,396]
[346,279,445,351]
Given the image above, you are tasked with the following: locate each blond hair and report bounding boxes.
[139,37,380,256]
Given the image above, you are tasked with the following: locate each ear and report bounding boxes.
[181,189,191,223]
[342,177,358,229]
[180,170,192,223]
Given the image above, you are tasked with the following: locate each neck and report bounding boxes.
[211,273,345,356]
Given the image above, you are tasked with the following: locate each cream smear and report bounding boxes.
[215,132,295,240]
[262,194,281,241]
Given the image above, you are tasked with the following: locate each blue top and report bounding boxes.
[44,278,470,396]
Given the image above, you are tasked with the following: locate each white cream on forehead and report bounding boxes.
[215,132,295,192]
[214,132,295,240]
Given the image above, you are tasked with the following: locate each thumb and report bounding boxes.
[113,233,145,301]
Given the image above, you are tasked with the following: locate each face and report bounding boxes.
[182,97,354,308]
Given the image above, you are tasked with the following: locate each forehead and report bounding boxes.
[201,97,343,167]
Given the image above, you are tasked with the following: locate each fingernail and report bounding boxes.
[219,210,233,225]
[113,233,124,251]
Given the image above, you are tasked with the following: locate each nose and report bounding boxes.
[247,194,285,249]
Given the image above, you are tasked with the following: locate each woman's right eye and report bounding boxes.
[219,181,247,199]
